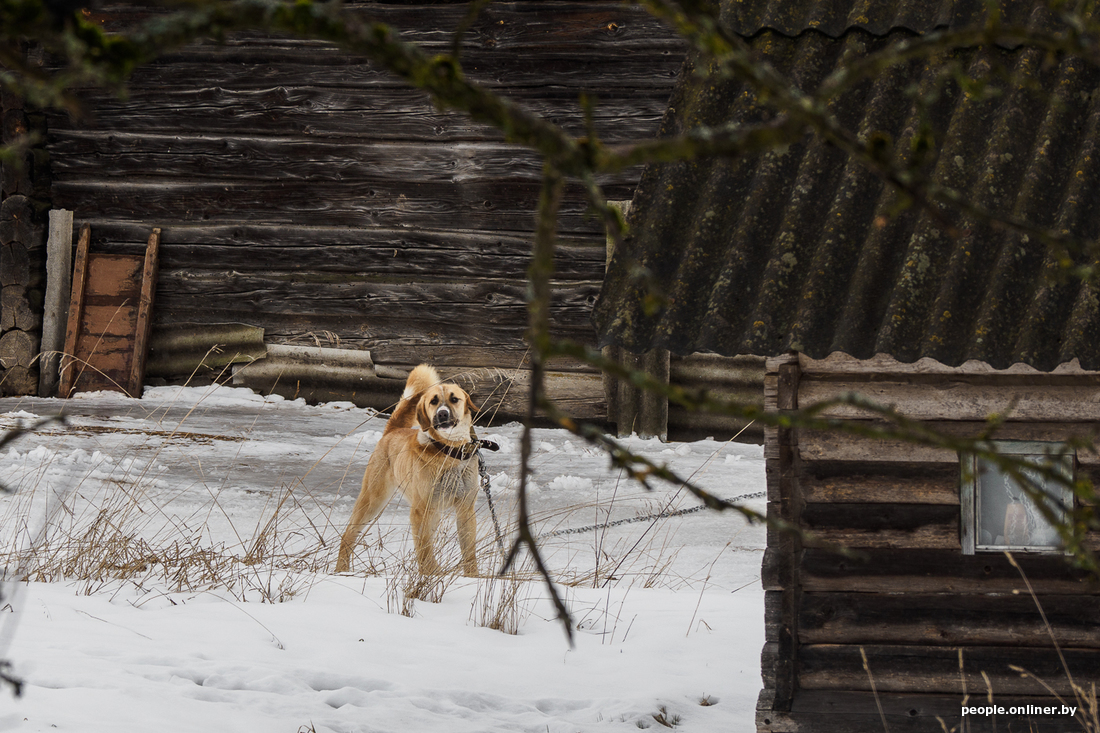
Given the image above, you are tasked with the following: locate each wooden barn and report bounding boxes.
[0,0,763,438]
[592,0,1100,730]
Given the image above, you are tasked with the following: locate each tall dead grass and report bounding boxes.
[0,388,720,639]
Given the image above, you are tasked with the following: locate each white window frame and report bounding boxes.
[960,441,1075,555]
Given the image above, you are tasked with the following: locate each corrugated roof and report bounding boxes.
[594,6,1100,371]
[724,0,1067,39]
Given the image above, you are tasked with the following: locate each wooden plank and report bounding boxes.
[799,379,1100,421]
[760,691,1089,732]
[800,548,1100,594]
[59,223,91,397]
[50,135,643,189]
[799,592,1100,647]
[91,53,681,95]
[80,305,140,338]
[70,221,605,280]
[51,178,619,235]
[85,2,688,53]
[128,228,160,397]
[799,643,1100,695]
[84,254,143,298]
[801,502,960,549]
[48,90,671,144]
[152,274,600,328]
[799,421,1100,465]
[800,467,960,504]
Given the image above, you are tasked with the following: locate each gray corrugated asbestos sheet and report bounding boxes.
[593,1,1100,371]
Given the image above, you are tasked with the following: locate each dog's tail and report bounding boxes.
[384,364,440,433]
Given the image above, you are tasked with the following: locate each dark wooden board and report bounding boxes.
[760,690,1089,732]
[794,548,1100,594]
[799,643,1100,695]
[74,221,604,279]
[89,1,688,54]
[800,465,961,504]
[51,178,623,235]
[799,502,960,549]
[49,134,644,189]
[799,591,1100,647]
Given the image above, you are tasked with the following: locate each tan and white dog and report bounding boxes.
[335,364,484,576]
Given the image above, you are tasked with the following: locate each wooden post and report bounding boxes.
[127,228,160,397]
[58,223,91,397]
[38,209,73,396]
[760,351,802,716]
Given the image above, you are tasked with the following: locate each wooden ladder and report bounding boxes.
[59,225,161,398]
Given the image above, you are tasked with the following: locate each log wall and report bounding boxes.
[44,1,687,417]
[758,352,1100,733]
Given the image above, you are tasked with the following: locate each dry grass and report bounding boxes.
[0,389,721,641]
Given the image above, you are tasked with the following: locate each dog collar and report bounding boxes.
[429,438,499,460]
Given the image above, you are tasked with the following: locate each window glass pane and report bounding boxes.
[975,454,1069,551]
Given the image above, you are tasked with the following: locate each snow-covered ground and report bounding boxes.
[0,385,766,732]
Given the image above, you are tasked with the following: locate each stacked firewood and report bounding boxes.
[0,49,48,396]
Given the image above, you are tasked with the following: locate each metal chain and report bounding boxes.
[538,489,768,540]
[477,449,506,552]
[476,446,766,544]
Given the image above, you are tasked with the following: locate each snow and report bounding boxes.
[0,385,766,732]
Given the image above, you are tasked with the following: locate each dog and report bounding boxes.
[336,364,485,576]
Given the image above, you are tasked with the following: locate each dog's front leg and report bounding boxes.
[410,501,442,576]
[455,494,478,577]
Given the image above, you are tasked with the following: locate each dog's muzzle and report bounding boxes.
[433,407,454,429]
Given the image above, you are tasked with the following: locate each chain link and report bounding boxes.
[537,489,767,540]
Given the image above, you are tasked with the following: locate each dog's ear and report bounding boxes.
[416,397,433,431]
[465,393,479,414]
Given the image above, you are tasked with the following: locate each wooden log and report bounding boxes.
[0,195,39,247]
[799,548,1100,594]
[800,502,960,549]
[0,366,38,397]
[49,134,642,190]
[1,285,38,331]
[799,643,1100,695]
[0,241,29,286]
[85,2,688,53]
[77,52,681,97]
[51,178,615,235]
[799,591,1100,647]
[759,691,1087,733]
[151,274,600,331]
[0,329,37,369]
[799,378,1100,422]
[800,466,960,504]
[74,221,605,280]
[370,345,597,374]
[48,90,671,144]
[799,421,1100,465]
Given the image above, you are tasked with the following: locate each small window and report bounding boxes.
[960,442,1074,555]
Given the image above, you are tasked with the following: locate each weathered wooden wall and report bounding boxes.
[44,1,687,419]
[759,352,1100,733]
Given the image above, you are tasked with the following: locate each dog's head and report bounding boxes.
[415,381,478,442]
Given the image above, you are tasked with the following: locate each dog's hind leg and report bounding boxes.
[335,473,395,573]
